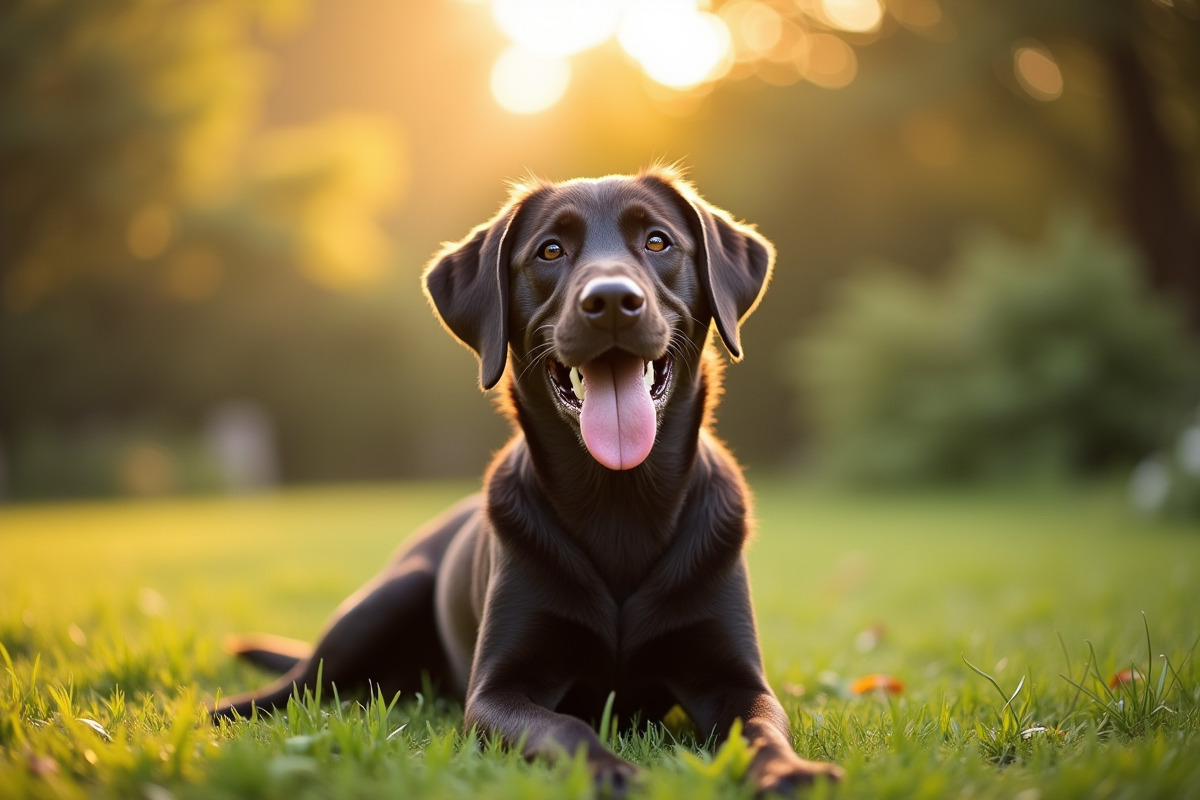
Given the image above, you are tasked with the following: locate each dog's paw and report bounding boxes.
[750,755,844,796]
[590,755,640,797]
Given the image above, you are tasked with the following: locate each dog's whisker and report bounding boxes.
[675,330,700,356]
[515,328,558,364]
[517,361,546,384]
[518,332,558,363]
[517,344,556,383]
[668,330,701,360]
[521,341,555,364]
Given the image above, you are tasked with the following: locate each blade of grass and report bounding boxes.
[962,655,1021,729]
[598,691,616,747]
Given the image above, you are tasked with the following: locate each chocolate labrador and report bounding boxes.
[211,168,843,794]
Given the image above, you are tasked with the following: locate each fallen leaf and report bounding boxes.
[849,674,905,695]
[1109,668,1143,689]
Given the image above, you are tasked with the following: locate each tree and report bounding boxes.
[0,0,411,497]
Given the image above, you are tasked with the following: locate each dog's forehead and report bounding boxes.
[519,175,690,236]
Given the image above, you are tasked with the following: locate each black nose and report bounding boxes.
[579,276,645,329]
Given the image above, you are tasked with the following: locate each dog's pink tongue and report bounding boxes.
[579,352,656,470]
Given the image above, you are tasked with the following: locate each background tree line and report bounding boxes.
[1,0,1197,500]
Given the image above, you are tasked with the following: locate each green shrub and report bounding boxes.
[792,213,1200,485]
[4,421,225,500]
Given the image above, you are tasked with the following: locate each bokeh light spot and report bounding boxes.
[821,0,885,33]
[491,46,571,114]
[1014,42,1063,101]
[618,1,732,90]
[492,0,621,57]
[127,204,174,260]
[723,1,783,57]
[484,0,881,108]
[804,33,857,89]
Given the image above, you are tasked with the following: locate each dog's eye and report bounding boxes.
[539,241,564,261]
[540,241,564,261]
[645,233,670,253]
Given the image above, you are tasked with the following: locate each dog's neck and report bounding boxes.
[498,349,722,598]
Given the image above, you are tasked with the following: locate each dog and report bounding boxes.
[211,167,844,794]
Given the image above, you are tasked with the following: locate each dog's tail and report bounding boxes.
[223,633,312,674]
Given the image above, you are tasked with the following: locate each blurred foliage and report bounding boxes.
[793,213,1200,484]
[1,0,1198,498]
[7,420,225,499]
[0,0,497,498]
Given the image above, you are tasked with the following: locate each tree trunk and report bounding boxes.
[1105,39,1200,333]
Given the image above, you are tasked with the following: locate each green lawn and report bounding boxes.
[2,480,1198,799]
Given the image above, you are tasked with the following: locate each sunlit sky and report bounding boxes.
[475,0,1062,115]
[481,0,882,113]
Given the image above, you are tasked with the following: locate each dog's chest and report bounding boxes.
[555,673,675,724]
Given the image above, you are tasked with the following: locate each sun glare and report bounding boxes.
[491,45,572,114]
[488,0,737,111]
[820,0,884,34]
[492,0,621,57]
[723,1,784,57]
[484,0,871,112]
[618,1,732,89]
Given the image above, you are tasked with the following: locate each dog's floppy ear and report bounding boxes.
[651,172,774,360]
[422,193,531,390]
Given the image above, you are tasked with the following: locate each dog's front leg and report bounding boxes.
[683,686,844,796]
[465,687,638,790]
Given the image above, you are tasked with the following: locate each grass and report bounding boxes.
[1,478,1198,798]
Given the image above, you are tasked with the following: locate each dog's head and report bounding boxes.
[424,167,773,471]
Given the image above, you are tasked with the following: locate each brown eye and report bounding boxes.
[540,241,563,261]
[646,233,669,252]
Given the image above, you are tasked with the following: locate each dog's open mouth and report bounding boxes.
[547,351,674,471]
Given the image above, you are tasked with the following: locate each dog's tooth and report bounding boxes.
[644,360,654,391]
[570,367,585,402]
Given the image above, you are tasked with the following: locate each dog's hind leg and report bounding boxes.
[211,565,445,720]
[210,495,482,722]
